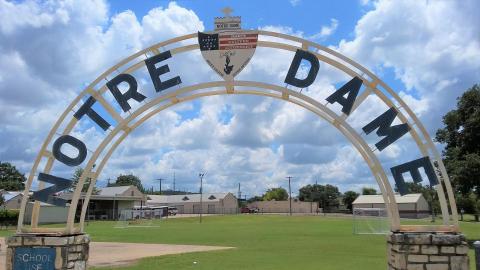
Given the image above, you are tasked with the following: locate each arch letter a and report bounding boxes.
[326,77,362,115]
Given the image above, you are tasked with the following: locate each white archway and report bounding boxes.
[17,31,459,234]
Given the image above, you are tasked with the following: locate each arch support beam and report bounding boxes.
[16,31,458,235]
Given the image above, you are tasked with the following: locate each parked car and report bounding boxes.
[240,207,259,214]
[240,207,250,213]
[168,207,178,216]
[249,207,259,214]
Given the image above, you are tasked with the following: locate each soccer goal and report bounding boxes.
[115,208,163,228]
[352,208,389,235]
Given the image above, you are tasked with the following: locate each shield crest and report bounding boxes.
[198,30,258,81]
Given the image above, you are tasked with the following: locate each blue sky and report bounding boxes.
[0,0,479,198]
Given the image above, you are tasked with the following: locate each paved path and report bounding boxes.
[0,237,233,268]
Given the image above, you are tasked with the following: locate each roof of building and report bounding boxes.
[97,186,132,196]
[3,191,23,202]
[59,185,145,201]
[147,193,234,204]
[352,194,424,205]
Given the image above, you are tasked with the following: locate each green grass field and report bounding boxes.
[1,215,479,269]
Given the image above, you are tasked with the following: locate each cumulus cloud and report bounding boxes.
[0,0,204,173]
[337,0,480,132]
[309,19,339,40]
[289,0,301,7]
[1,0,478,197]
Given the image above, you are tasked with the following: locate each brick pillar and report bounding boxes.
[387,232,469,270]
[5,234,90,270]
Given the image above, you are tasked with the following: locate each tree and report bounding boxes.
[263,188,288,201]
[362,187,377,195]
[436,84,480,221]
[0,194,5,207]
[298,184,341,210]
[247,196,263,203]
[343,191,359,211]
[0,162,26,191]
[71,168,99,194]
[110,174,144,192]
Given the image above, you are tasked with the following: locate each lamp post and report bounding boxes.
[286,176,292,216]
[199,173,205,223]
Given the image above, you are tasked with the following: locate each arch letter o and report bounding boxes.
[52,135,87,166]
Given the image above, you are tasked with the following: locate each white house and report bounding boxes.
[60,185,146,220]
[147,193,238,214]
[352,193,430,219]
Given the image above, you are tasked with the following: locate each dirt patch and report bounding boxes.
[89,242,233,267]
[0,237,234,268]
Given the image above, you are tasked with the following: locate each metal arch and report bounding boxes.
[17,31,458,234]
[74,81,401,232]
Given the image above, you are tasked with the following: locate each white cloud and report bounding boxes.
[337,0,480,132]
[289,0,301,7]
[309,18,339,40]
[2,0,479,198]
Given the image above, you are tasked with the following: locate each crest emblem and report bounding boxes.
[198,8,258,81]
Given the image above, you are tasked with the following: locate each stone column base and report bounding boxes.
[6,233,90,270]
[387,231,469,270]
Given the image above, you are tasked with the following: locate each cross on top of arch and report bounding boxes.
[221,7,233,17]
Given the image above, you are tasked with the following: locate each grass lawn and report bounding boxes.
[1,215,478,269]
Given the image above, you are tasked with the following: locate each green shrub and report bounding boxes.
[0,209,19,228]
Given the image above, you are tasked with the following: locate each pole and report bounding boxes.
[199,173,205,223]
[156,178,164,194]
[286,176,292,216]
[237,183,241,214]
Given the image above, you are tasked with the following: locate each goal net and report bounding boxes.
[115,209,163,228]
[352,208,389,235]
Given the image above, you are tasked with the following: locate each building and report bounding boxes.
[247,200,319,214]
[352,193,430,219]
[147,193,238,214]
[1,191,24,209]
[24,202,69,224]
[60,185,146,220]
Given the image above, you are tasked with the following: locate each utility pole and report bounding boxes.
[286,176,292,216]
[173,171,176,192]
[156,178,164,194]
[237,183,241,214]
[199,173,205,223]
